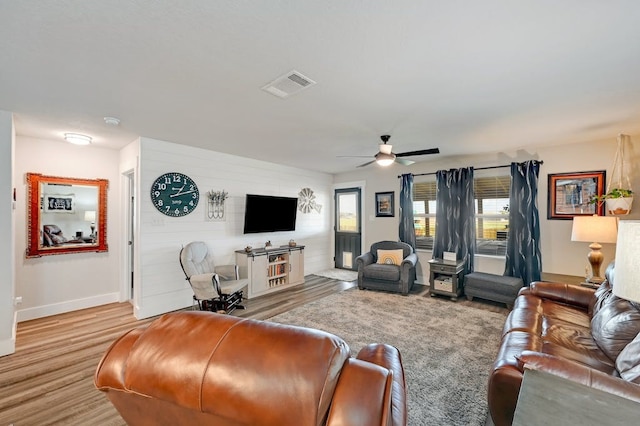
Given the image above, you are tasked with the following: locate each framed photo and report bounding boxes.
[375,191,395,217]
[43,194,76,213]
[547,171,605,219]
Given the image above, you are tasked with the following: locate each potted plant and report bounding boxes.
[590,188,634,215]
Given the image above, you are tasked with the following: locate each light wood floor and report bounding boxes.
[0,276,506,425]
[0,275,355,426]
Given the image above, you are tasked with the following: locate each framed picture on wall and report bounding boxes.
[375,191,395,217]
[43,194,76,213]
[547,170,605,219]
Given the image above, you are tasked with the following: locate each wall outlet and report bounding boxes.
[14,296,22,306]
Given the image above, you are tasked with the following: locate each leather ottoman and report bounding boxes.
[464,272,523,309]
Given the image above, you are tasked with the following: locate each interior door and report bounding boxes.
[334,188,361,270]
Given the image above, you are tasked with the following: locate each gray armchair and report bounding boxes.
[356,241,418,295]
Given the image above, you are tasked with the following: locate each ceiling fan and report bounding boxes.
[339,135,440,168]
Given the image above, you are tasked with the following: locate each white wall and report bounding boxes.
[14,137,122,321]
[334,136,640,283]
[0,111,15,356]
[133,138,333,319]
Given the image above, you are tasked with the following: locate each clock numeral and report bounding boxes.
[173,175,181,183]
[157,200,163,207]
[154,190,160,197]
[157,183,167,191]
[164,206,170,212]
[174,208,180,215]
[183,206,189,213]
[164,177,171,184]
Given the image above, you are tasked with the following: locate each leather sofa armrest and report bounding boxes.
[356,252,375,268]
[326,358,394,426]
[523,281,595,309]
[517,351,640,403]
[94,327,146,390]
[356,344,407,426]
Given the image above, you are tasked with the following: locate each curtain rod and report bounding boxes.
[397,160,543,178]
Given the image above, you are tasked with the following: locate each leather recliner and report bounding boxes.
[95,311,407,426]
[42,224,67,246]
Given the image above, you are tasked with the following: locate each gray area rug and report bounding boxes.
[313,268,358,282]
[269,288,506,426]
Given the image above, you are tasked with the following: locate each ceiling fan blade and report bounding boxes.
[357,160,376,168]
[395,158,415,166]
[395,148,440,158]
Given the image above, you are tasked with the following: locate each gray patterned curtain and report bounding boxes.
[433,167,475,274]
[504,160,542,285]
[399,173,416,249]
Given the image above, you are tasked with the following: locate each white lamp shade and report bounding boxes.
[84,210,96,222]
[613,220,640,303]
[571,215,618,243]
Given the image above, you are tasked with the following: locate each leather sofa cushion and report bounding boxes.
[616,324,640,383]
[504,294,616,374]
[516,351,640,404]
[591,296,640,361]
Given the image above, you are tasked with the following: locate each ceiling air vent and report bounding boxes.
[261,70,316,99]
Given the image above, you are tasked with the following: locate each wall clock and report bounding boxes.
[151,172,199,217]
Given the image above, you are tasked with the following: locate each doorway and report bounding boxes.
[123,171,135,302]
[334,187,362,270]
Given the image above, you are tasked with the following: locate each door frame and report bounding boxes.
[120,169,137,304]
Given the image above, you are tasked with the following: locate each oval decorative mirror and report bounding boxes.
[26,173,109,257]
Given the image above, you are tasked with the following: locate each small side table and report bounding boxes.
[428,259,465,301]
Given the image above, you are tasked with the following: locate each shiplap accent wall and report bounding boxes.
[133,137,333,319]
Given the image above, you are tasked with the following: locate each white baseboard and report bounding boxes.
[0,336,16,356]
[16,292,120,322]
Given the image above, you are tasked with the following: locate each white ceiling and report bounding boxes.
[2,1,639,174]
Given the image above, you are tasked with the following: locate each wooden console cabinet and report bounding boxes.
[235,246,305,298]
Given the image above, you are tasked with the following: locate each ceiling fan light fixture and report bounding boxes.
[64,133,92,146]
[375,152,396,166]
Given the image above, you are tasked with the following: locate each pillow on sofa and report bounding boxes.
[589,280,614,317]
[616,330,640,384]
[377,249,403,266]
[591,297,640,361]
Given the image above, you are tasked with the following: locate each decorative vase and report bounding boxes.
[606,197,633,215]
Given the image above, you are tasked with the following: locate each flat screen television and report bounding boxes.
[243,194,298,234]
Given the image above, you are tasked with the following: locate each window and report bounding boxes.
[413,174,511,256]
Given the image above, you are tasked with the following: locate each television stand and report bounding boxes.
[235,245,305,298]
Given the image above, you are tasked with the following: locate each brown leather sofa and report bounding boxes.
[95,311,407,426]
[489,263,640,425]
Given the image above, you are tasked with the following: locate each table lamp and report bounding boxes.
[571,215,618,283]
[613,220,640,304]
[84,210,96,238]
